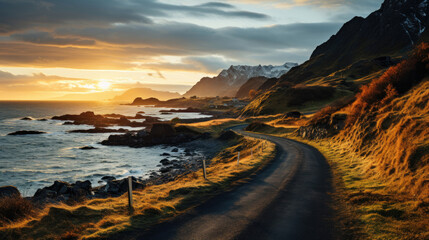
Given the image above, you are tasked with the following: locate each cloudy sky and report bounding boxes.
[0,0,383,100]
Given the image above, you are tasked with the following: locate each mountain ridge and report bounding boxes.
[242,0,429,116]
[184,62,297,97]
[279,0,428,85]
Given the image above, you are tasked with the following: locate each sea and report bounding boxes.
[0,101,211,196]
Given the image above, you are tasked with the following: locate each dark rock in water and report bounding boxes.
[150,123,176,138]
[171,148,179,152]
[159,107,202,113]
[52,111,150,128]
[34,189,57,200]
[160,167,171,173]
[143,116,160,123]
[0,186,20,198]
[218,130,241,141]
[103,113,126,118]
[160,152,171,156]
[46,181,71,194]
[33,180,92,202]
[137,130,149,137]
[185,152,193,156]
[94,177,145,197]
[131,97,161,105]
[20,117,33,121]
[72,180,92,197]
[63,121,74,125]
[161,112,172,115]
[137,111,145,114]
[8,130,46,135]
[101,176,116,182]
[285,111,302,119]
[38,118,48,121]
[101,123,203,147]
[69,128,128,134]
[160,158,171,166]
[80,146,97,150]
[101,133,136,146]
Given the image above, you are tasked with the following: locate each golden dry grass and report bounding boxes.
[337,79,429,199]
[0,137,275,240]
[242,83,429,239]
[0,196,34,227]
[291,137,429,240]
[243,119,429,239]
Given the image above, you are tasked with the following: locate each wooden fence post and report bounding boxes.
[203,159,207,180]
[128,176,134,213]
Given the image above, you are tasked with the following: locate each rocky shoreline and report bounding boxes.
[1,108,236,205]
[1,127,235,205]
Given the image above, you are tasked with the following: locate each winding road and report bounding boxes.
[132,128,335,240]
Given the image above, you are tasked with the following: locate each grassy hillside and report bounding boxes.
[241,57,395,117]
[242,43,429,239]
[335,44,429,199]
[241,85,353,116]
[296,43,429,199]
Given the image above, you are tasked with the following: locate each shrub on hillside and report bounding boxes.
[347,43,429,125]
[334,43,429,199]
[249,89,257,99]
[0,196,34,225]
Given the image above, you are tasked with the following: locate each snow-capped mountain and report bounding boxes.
[184,62,297,97]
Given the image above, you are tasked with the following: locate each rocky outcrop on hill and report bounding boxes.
[297,113,347,139]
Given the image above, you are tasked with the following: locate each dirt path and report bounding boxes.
[130,129,335,240]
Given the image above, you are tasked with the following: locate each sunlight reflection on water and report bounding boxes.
[0,101,211,196]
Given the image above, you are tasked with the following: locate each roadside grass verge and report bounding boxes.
[245,121,428,240]
[0,136,275,240]
[294,138,429,240]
